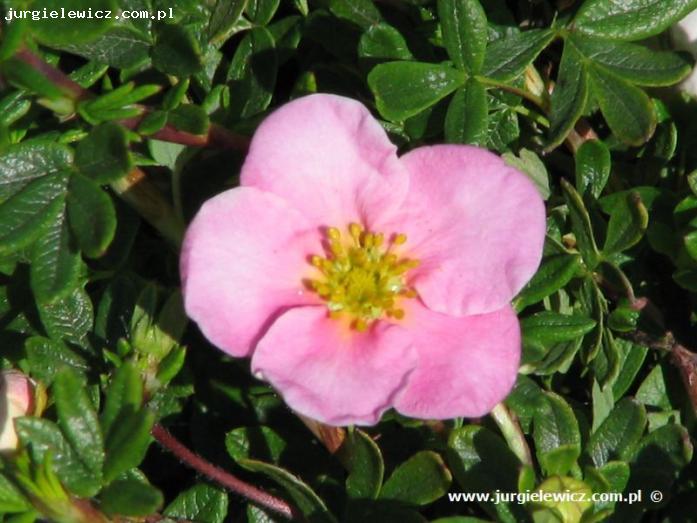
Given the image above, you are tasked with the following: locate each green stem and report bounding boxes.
[477,75,547,110]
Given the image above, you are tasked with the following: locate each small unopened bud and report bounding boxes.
[0,371,35,452]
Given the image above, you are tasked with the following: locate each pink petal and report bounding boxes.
[181,187,322,357]
[392,145,546,316]
[240,94,408,229]
[251,307,417,426]
[394,302,521,419]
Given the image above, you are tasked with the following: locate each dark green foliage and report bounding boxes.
[1,0,696,522]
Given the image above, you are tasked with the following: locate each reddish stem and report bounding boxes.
[12,47,249,151]
[14,48,87,101]
[120,114,250,150]
[151,424,300,520]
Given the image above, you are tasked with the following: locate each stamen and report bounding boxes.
[393,233,407,245]
[307,224,419,331]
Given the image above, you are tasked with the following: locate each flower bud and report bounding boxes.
[0,371,35,452]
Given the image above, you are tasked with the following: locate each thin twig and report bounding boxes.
[151,424,301,520]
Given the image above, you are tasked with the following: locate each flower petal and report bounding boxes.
[181,187,322,357]
[240,93,408,228]
[251,307,417,426]
[394,302,521,419]
[394,145,546,316]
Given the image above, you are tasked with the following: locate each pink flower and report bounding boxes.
[0,371,34,452]
[181,94,545,426]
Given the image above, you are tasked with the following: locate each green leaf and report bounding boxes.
[157,345,187,385]
[380,451,451,506]
[533,392,581,476]
[151,24,202,77]
[100,478,163,517]
[588,64,656,146]
[587,398,646,467]
[246,0,280,25]
[561,178,601,269]
[0,473,30,514]
[574,0,697,41]
[612,340,648,401]
[104,407,154,483]
[238,459,337,523]
[0,172,69,256]
[592,329,621,387]
[28,0,118,46]
[635,364,672,410]
[548,40,589,150]
[209,0,248,43]
[225,426,287,464]
[369,62,466,121]
[585,461,630,510]
[444,79,488,145]
[81,83,159,113]
[29,204,81,302]
[0,92,31,127]
[447,425,523,522]
[168,105,211,136]
[0,58,68,100]
[227,27,277,119]
[571,34,692,86]
[37,285,93,347]
[506,376,545,432]
[630,423,693,499]
[603,191,649,255]
[0,18,26,62]
[25,336,88,385]
[575,139,611,199]
[138,111,168,136]
[359,23,413,61]
[591,379,615,432]
[15,418,100,497]
[329,0,381,30]
[502,148,550,199]
[521,311,596,349]
[438,0,488,72]
[530,476,593,522]
[53,368,104,483]
[66,173,117,258]
[101,362,144,435]
[486,106,520,153]
[684,230,697,261]
[343,429,384,499]
[165,484,229,523]
[61,27,152,70]
[514,254,581,310]
[482,29,555,82]
[75,123,132,184]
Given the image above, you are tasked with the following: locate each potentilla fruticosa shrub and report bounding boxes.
[1,1,697,522]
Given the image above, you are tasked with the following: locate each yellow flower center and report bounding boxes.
[307,223,419,331]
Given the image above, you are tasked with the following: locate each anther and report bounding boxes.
[327,227,341,241]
